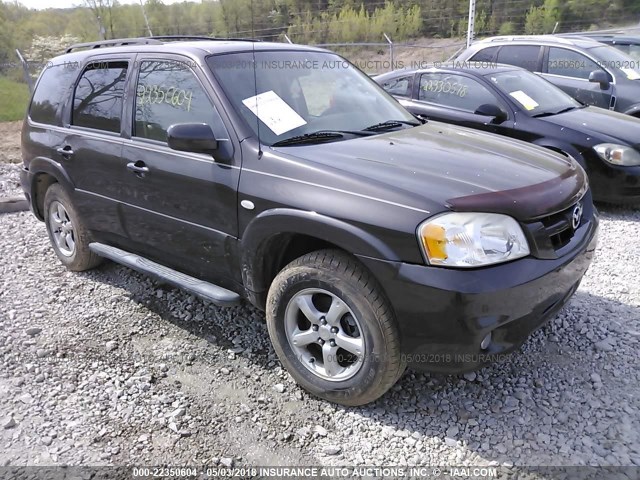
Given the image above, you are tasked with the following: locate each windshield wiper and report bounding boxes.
[532,106,580,118]
[363,120,420,132]
[271,130,373,147]
[532,111,558,118]
[554,106,580,114]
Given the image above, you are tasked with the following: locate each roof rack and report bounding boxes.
[65,35,261,53]
[148,35,261,42]
[481,35,577,45]
[65,37,161,53]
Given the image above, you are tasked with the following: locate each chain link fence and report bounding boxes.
[302,39,466,75]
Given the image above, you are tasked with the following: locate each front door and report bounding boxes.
[401,72,515,135]
[119,56,241,286]
[541,47,613,109]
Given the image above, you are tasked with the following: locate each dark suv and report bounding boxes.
[457,35,640,116]
[21,37,598,406]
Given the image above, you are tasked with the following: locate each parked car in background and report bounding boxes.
[560,33,640,61]
[456,35,640,116]
[375,64,640,204]
[21,37,598,406]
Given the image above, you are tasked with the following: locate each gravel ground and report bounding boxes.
[1,121,639,470]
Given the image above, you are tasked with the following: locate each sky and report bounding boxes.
[12,0,187,10]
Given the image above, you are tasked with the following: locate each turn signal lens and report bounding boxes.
[421,224,448,261]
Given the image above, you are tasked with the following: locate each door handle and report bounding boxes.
[126,161,149,176]
[56,146,74,158]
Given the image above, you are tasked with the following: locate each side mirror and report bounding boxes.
[588,70,611,89]
[167,123,218,155]
[474,103,508,124]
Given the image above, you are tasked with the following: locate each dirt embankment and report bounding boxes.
[0,122,23,165]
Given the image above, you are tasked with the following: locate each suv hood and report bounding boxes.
[280,122,586,221]
[543,106,640,145]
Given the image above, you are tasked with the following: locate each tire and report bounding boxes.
[266,249,406,406]
[44,183,102,271]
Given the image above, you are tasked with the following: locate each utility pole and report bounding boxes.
[97,14,106,40]
[139,0,153,37]
[466,0,476,48]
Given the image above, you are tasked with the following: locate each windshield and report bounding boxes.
[486,70,580,116]
[612,44,640,62]
[208,50,416,146]
[590,45,640,80]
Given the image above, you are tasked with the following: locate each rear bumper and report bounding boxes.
[357,212,598,373]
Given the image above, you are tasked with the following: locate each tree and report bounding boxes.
[83,0,115,39]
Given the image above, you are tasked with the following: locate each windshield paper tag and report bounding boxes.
[621,68,640,80]
[509,90,539,111]
[242,90,307,136]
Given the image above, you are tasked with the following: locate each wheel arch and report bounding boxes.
[240,208,399,309]
[26,157,75,221]
[531,140,586,169]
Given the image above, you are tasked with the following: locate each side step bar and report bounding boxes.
[89,242,241,307]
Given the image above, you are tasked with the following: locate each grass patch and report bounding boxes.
[0,76,30,122]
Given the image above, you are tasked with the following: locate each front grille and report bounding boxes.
[522,191,591,259]
[538,204,578,250]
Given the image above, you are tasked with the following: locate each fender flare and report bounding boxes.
[240,208,399,293]
[26,157,75,220]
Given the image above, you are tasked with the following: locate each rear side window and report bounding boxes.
[469,46,499,62]
[30,63,80,125]
[72,61,128,133]
[379,75,413,98]
[496,46,541,71]
[134,60,228,143]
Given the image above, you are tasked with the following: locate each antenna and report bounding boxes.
[250,0,262,158]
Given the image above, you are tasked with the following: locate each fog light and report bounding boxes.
[480,332,492,350]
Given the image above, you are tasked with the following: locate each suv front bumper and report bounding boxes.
[357,213,599,373]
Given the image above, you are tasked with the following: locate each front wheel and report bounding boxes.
[266,250,405,406]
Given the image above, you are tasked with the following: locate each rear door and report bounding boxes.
[541,47,613,108]
[399,72,515,135]
[118,55,241,286]
[61,56,134,243]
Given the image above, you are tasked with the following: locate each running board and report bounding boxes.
[89,242,241,307]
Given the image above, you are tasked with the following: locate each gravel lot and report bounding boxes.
[1,121,639,470]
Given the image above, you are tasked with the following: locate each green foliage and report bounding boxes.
[0,76,30,122]
[498,21,515,35]
[0,0,635,59]
[525,0,561,34]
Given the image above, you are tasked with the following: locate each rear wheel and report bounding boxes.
[44,183,102,271]
[266,249,405,406]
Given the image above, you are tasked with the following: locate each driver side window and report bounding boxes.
[547,48,602,80]
[418,73,499,113]
[134,60,228,143]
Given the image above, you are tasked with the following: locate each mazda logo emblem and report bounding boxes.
[572,203,583,230]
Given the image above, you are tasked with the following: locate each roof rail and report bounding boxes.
[65,35,262,53]
[481,35,577,45]
[148,35,262,42]
[65,37,162,53]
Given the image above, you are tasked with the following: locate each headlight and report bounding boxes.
[418,212,530,268]
[594,143,640,166]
